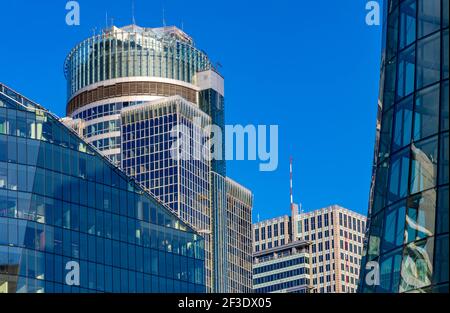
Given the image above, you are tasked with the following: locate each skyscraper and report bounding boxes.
[63,24,253,292]
[226,178,253,293]
[359,0,449,293]
[0,83,206,293]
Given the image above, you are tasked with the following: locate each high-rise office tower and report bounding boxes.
[0,83,206,293]
[253,205,367,293]
[63,24,253,292]
[120,96,213,290]
[359,0,449,293]
[226,178,253,293]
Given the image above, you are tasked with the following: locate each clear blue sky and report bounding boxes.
[0,0,383,220]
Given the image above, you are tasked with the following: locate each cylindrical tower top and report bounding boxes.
[64,24,212,101]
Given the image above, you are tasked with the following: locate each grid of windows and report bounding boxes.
[120,97,213,291]
[360,0,449,293]
[0,84,205,293]
[64,25,211,101]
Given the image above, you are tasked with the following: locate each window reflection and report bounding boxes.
[400,237,434,292]
[405,190,436,243]
[410,137,438,194]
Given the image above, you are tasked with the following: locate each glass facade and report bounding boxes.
[360,0,449,293]
[120,96,213,291]
[64,25,211,99]
[0,83,205,293]
[226,178,253,293]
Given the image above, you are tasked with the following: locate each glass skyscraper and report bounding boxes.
[359,0,449,293]
[0,83,205,293]
[63,24,253,293]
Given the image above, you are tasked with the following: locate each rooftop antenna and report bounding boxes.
[131,0,136,25]
[105,11,108,28]
[162,7,166,27]
[290,156,294,210]
[290,156,299,241]
[181,20,184,31]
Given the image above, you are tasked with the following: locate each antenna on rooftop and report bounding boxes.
[162,6,166,27]
[131,0,136,25]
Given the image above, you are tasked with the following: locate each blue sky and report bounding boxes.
[0,0,383,220]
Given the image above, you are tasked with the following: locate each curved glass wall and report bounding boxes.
[0,84,205,293]
[64,25,212,100]
[360,0,449,293]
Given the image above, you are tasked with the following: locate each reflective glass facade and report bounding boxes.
[120,97,213,291]
[360,0,449,293]
[0,84,205,293]
[64,25,211,99]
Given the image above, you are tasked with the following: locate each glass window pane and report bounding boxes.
[399,0,416,49]
[388,148,410,203]
[410,136,438,194]
[416,33,441,89]
[382,201,406,253]
[417,0,441,38]
[405,190,436,243]
[439,133,449,185]
[433,235,449,285]
[400,237,434,292]
[444,0,449,27]
[436,186,449,234]
[393,95,413,152]
[442,80,449,131]
[413,84,440,141]
[443,29,449,79]
[397,45,416,100]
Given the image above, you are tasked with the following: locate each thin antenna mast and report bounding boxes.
[290,156,294,210]
[132,0,136,25]
[162,7,166,26]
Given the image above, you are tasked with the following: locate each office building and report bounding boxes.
[253,240,311,293]
[226,178,253,293]
[63,24,253,292]
[0,83,206,293]
[359,0,449,293]
[120,96,213,289]
[254,205,367,293]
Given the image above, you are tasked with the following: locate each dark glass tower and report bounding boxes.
[0,83,205,293]
[359,0,449,293]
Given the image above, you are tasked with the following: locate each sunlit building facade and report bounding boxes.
[359,0,449,293]
[0,83,205,293]
[120,96,213,290]
[253,240,311,293]
[226,178,253,293]
[254,205,366,293]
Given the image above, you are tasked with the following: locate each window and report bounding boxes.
[442,81,449,132]
[399,0,416,50]
[416,33,441,89]
[417,0,441,39]
[392,95,413,152]
[274,224,278,237]
[388,148,410,203]
[397,45,416,99]
[400,237,434,292]
[405,190,436,243]
[254,229,259,242]
[410,136,438,194]
[439,133,449,185]
[436,186,449,234]
[382,202,406,253]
